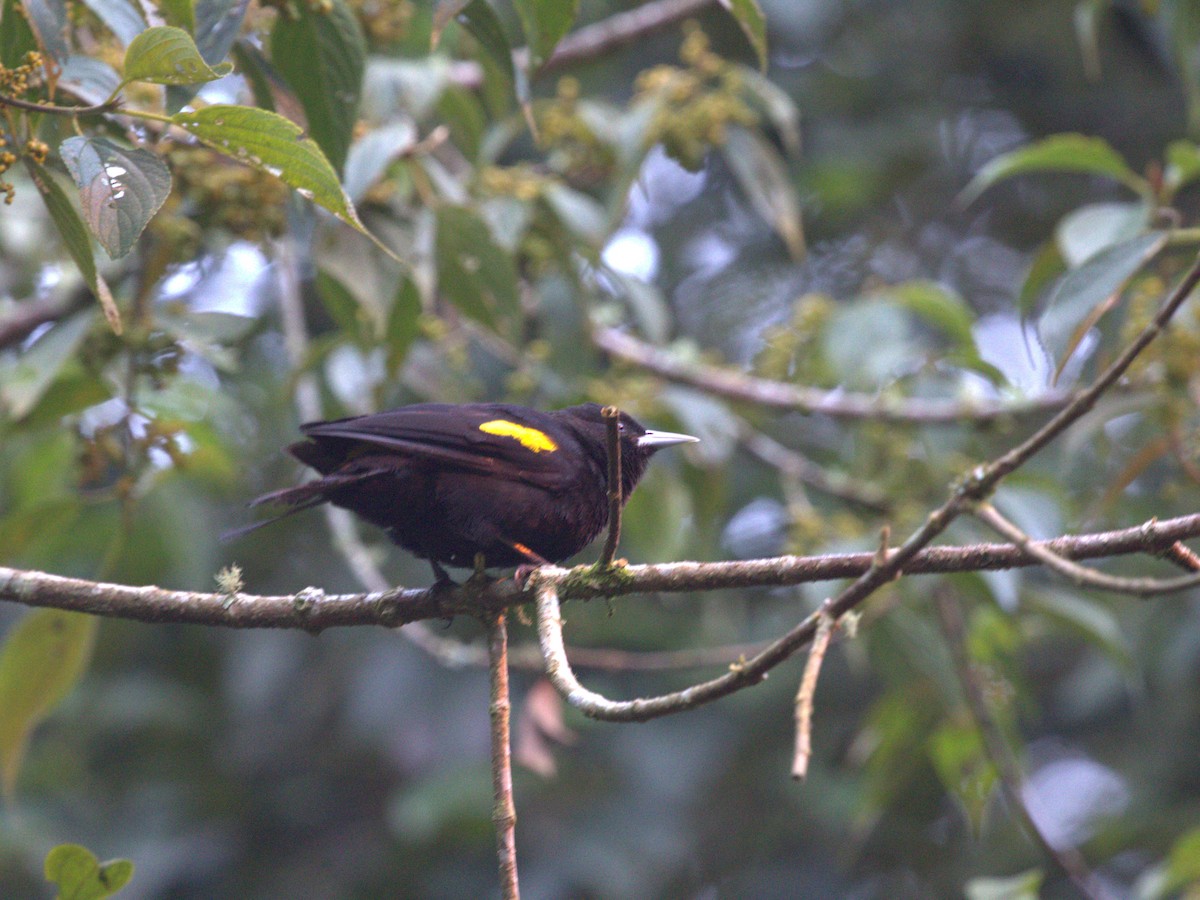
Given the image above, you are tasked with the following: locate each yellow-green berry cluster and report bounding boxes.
[633,23,759,171]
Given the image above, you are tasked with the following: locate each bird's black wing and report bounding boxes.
[296,404,576,490]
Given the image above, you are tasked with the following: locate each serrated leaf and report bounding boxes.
[59,136,172,260]
[1038,231,1166,375]
[436,205,519,330]
[960,134,1148,206]
[122,25,231,85]
[171,105,366,233]
[0,610,97,799]
[271,0,365,174]
[79,0,146,46]
[722,126,805,259]
[166,0,247,112]
[44,843,134,900]
[386,274,422,373]
[717,0,768,71]
[23,161,120,333]
[513,0,578,70]
[160,0,195,33]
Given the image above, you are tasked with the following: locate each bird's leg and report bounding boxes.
[467,552,496,589]
[508,541,552,587]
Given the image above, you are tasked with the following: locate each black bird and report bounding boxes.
[243,402,697,580]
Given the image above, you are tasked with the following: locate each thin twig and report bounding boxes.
[1162,540,1200,571]
[934,590,1106,900]
[0,93,118,116]
[791,605,836,781]
[599,406,623,566]
[484,612,520,900]
[974,503,1200,597]
[594,326,1076,425]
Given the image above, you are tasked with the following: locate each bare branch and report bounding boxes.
[484,612,520,900]
[975,503,1200,597]
[0,92,118,116]
[594,326,1076,425]
[6,513,1200,626]
[792,606,837,781]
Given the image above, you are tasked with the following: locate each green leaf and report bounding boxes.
[59,136,172,260]
[927,720,997,835]
[165,0,248,112]
[1018,240,1066,316]
[960,134,1148,206]
[79,0,146,46]
[431,0,467,47]
[435,205,520,330]
[123,25,232,85]
[964,869,1044,900]
[0,610,98,799]
[1,0,39,67]
[23,160,121,332]
[44,843,134,900]
[1164,139,1200,196]
[512,0,578,70]
[270,0,365,174]
[170,105,366,233]
[160,0,195,33]
[20,0,69,62]
[722,126,805,259]
[1028,589,1130,668]
[717,0,768,71]
[343,119,417,203]
[1163,827,1200,895]
[59,56,123,107]
[1038,231,1166,374]
[386,273,422,373]
[455,0,515,89]
[886,281,976,349]
[0,310,97,420]
[1054,201,1151,268]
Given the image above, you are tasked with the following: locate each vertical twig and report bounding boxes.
[791,606,836,781]
[934,591,1105,900]
[599,406,623,567]
[485,611,520,900]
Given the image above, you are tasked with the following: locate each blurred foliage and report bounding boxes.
[0,0,1199,898]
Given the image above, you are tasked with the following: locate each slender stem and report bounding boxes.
[599,406,623,566]
[0,93,118,116]
[791,606,836,781]
[934,591,1106,900]
[485,612,520,900]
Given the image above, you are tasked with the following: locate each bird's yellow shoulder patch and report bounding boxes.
[479,420,558,453]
